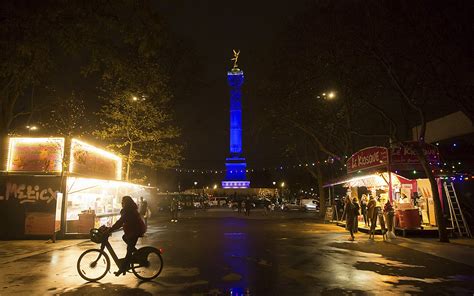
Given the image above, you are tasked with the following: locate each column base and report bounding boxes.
[221,180,250,189]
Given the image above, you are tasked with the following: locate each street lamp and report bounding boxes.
[132,95,146,102]
[317,91,336,100]
[272,181,276,186]
[280,182,285,188]
[26,125,38,131]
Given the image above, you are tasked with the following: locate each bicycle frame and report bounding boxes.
[96,236,145,270]
[93,237,123,269]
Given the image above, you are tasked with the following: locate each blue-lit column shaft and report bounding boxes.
[227,71,244,157]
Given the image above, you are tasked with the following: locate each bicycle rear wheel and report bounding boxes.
[77,249,110,281]
[131,247,163,280]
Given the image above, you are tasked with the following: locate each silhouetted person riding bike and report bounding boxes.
[106,195,146,276]
[77,225,163,281]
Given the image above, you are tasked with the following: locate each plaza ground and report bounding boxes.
[0,209,473,295]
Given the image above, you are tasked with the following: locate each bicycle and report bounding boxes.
[77,226,164,281]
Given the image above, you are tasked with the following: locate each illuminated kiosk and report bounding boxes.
[0,137,152,239]
[222,56,250,189]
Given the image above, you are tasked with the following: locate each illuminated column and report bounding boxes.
[222,67,250,189]
[228,70,243,156]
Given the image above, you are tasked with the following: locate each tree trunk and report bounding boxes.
[0,131,9,171]
[316,162,326,219]
[414,145,449,242]
[126,141,133,181]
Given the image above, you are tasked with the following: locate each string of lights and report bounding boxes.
[171,141,473,181]
[172,158,346,174]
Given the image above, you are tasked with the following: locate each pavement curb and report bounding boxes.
[385,236,474,268]
[0,239,88,265]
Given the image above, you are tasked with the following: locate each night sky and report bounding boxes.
[3,1,472,191]
[155,1,310,171]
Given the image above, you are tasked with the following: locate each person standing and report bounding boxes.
[367,195,377,239]
[352,197,360,233]
[245,197,252,216]
[360,194,368,227]
[263,198,271,215]
[341,195,350,221]
[138,197,149,228]
[344,196,356,241]
[170,197,178,222]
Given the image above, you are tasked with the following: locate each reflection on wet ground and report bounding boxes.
[0,212,473,295]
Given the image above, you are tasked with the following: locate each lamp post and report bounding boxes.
[280,181,286,202]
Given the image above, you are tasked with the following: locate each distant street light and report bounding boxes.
[213,184,218,189]
[272,181,276,186]
[318,91,336,100]
[132,95,146,102]
[26,125,38,131]
[280,182,285,188]
[26,125,38,136]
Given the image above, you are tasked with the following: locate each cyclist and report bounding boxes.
[106,195,147,276]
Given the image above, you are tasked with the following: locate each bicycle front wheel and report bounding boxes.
[77,249,110,281]
[132,247,163,281]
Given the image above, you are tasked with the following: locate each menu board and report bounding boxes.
[7,138,65,172]
[55,193,63,232]
[69,139,122,180]
[324,206,334,222]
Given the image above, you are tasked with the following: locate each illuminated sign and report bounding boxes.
[347,146,388,174]
[390,141,439,166]
[7,138,65,172]
[69,139,122,180]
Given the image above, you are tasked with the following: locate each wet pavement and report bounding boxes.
[1,210,474,295]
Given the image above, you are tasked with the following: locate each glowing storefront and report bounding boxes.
[324,145,443,229]
[0,137,152,239]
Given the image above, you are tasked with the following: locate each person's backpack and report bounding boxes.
[138,214,147,235]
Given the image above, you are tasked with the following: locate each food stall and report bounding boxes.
[65,177,150,233]
[0,137,152,239]
[325,144,443,231]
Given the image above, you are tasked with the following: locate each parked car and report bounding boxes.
[301,199,319,211]
[193,201,203,209]
[281,202,304,211]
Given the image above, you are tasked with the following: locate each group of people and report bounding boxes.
[343,193,392,241]
[236,197,253,216]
